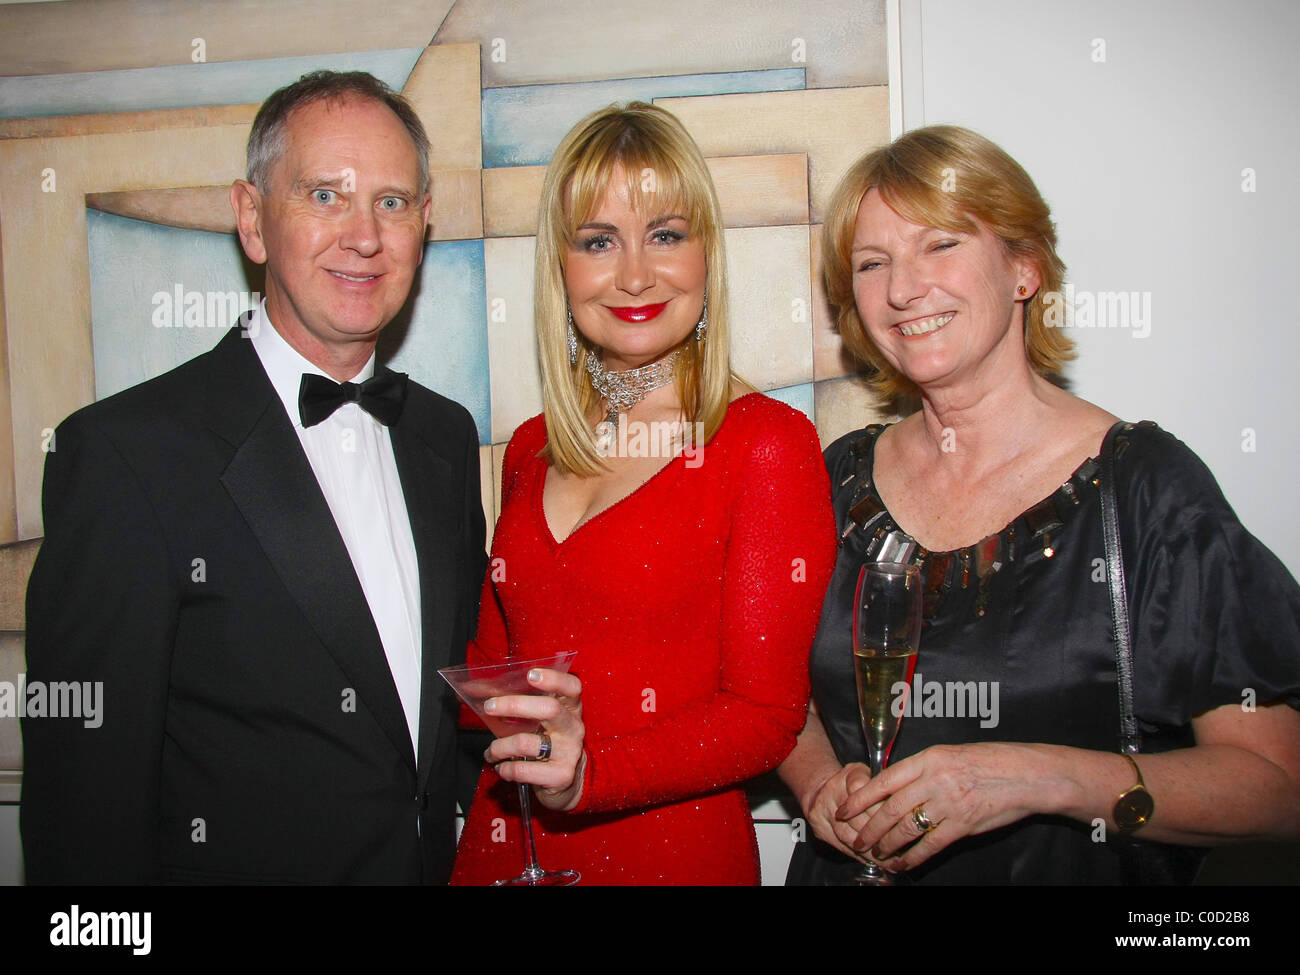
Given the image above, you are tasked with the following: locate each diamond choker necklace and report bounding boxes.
[586,350,680,425]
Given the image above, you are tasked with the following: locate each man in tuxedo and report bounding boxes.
[21,71,486,883]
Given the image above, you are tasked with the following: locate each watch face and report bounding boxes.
[1116,788,1155,831]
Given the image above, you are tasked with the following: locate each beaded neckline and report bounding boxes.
[838,424,1104,621]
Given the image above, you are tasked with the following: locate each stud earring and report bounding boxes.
[1017,285,1028,297]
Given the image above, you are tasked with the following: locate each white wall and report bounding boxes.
[901,0,1300,576]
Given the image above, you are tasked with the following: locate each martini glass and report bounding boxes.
[846,561,923,886]
[439,651,580,886]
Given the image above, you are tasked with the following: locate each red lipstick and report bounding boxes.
[608,302,668,323]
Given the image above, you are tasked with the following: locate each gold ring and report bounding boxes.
[911,804,937,832]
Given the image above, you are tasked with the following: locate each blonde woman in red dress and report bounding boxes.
[450,103,836,885]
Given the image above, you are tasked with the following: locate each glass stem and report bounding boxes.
[853,755,888,882]
[516,783,545,882]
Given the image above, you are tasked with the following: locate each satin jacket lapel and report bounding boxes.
[204,329,417,771]
[385,376,461,787]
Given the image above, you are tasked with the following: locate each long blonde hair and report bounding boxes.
[535,102,734,476]
[823,125,1074,400]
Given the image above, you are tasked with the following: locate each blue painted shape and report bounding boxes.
[382,238,492,445]
[762,382,815,423]
[87,209,256,399]
[86,210,492,441]
[1,49,424,119]
[482,68,806,168]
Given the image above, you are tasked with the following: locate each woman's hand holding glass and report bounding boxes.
[803,761,878,863]
[483,667,586,811]
[835,742,1073,873]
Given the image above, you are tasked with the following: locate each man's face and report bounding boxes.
[236,95,430,364]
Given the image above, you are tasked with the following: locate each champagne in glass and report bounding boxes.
[855,649,917,773]
[847,561,923,886]
[439,651,580,886]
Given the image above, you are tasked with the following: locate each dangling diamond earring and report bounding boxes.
[567,306,578,366]
[695,292,708,342]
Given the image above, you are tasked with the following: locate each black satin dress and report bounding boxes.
[787,423,1300,885]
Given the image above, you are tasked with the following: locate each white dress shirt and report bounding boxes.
[248,302,424,752]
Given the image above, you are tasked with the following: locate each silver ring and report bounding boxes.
[536,732,552,761]
[911,805,937,833]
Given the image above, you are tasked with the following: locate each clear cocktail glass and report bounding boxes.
[439,651,580,886]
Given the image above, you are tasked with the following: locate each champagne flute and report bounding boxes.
[847,561,923,886]
[439,651,580,886]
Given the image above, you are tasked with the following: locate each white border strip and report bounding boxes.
[889,0,927,135]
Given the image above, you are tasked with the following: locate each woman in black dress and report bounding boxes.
[782,125,1300,884]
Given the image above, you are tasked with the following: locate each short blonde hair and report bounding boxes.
[823,125,1073,400]
[535,102,734,476]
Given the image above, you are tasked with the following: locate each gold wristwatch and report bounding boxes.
[1113,753,1154,833]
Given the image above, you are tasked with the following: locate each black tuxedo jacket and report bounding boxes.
[22,326,486,883]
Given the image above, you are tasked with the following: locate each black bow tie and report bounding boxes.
[298,371,408,428]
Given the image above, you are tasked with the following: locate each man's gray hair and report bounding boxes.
[246,70,431,196]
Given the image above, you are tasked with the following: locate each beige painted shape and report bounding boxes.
[656,87,889,223]
[481,165,546,238]
[1,177,90,545]
[436,0,887,89]
[0,633,24,772]
[0,539,39,632]
[0,208,13,542]
[810,224,858,380]
[725,225,813,392]
[0,105,257,141]
[710,154,809,228]
[428,168,483,241]
[812,374,894,449]
[482,154,809,238]
[483,236,542,443]
[87,186,237,233]
[1,0,456,74]
[491,441,507,543]
[402,43,482,172]
[85,168,483,241]
[478,443,496,550]
[1,121,249,540]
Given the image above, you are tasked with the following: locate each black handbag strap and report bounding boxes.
[1100,420,1141,755]
[1100,421,1209,883]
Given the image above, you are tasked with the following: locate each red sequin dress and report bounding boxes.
[450,394,836,885]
